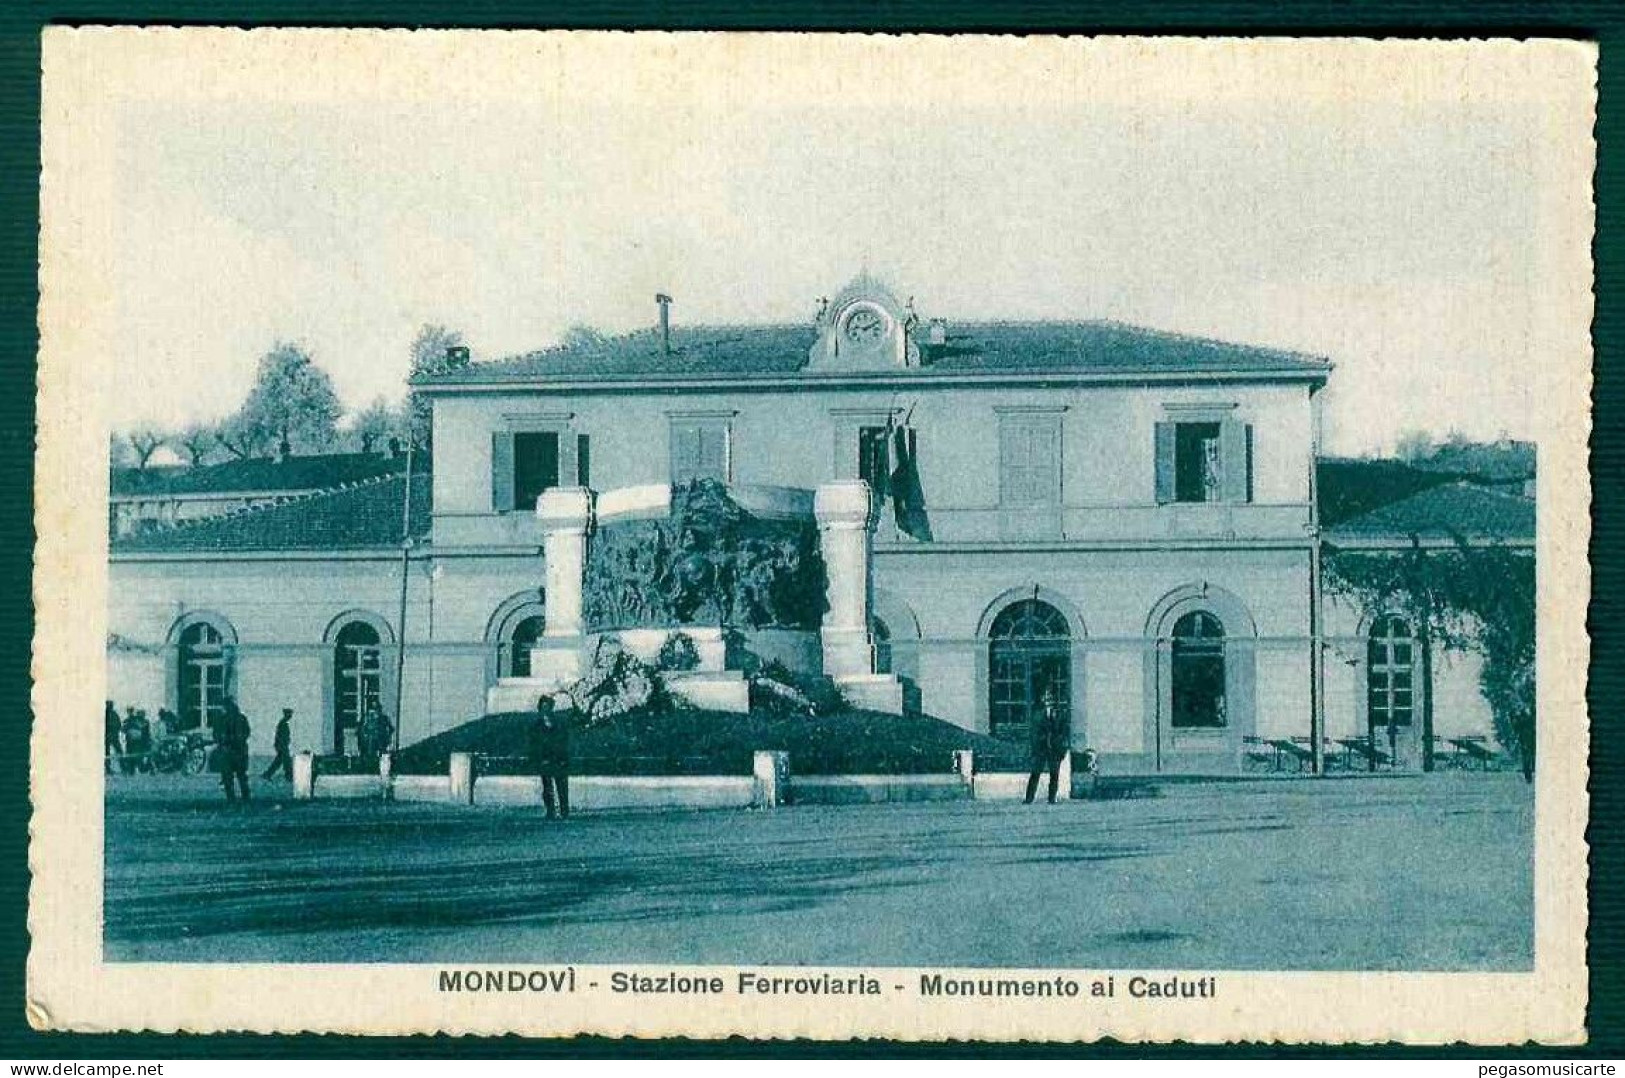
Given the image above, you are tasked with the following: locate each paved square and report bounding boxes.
[104,773,1532,970]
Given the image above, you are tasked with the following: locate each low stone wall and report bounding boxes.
[290,748,1089,811]
[473,774,755,812]
[791,774,969,805]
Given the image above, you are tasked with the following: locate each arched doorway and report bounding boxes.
[485,590,548,685]
[1367,614,1420,764]
[333,621,383,754]
[1144,584,1258,772]
[508,614,546,678]
[176,621,231,733]
[1171,611,1226,729]
[987,599,1071,741]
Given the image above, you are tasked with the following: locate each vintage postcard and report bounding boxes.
[30,30,1593,1042]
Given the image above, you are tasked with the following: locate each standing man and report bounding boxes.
[359,701,394,765]
[1023,684,1071,805]
[122,706,152,775]
[104,701,122,775]
[529,695,571,819]
[262,708,294,781]
[217,696,251,802]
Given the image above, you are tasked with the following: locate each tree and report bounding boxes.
[1325,538,1536,780]
[174,423,217,467]
[213,413,273,461]
[230,342,343,457]
[561,324,606,349]
[407,324,468,450]
[123,425,167,469]
[1394,430,1434,463]
[108,433,134,469]
[348,396,407,454]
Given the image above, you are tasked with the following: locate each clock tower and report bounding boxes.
[807,273,923,371]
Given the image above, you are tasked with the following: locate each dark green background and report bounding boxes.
[0,0,1616,1058]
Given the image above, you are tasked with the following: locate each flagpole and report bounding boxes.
[392,435,414,754]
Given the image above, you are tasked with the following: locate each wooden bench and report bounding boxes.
[1337,736,1393,770]
[1267,738,1315,772]
[1242,736,1279,772]
[1449,736,1498,771]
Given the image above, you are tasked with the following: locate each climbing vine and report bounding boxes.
[1324,538,1535,779]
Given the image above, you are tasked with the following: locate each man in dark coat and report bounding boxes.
[529,695,571,819]
[122,707,152,775]
[104,701,122,775]
[217,697,251,802]
[359,701,394,764]
[1024,684,1071,805]
[262,708,294,781]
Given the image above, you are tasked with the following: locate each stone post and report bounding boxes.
[533,487,594,681]
[1057,751,1074,801]
[448,752,474,805]
[378,751,394,801]
[292,752,315,800]
[753,750,790,808]
[814,480,876,680]
[952,749,975,788]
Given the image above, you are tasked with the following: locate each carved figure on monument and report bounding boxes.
[582,481,829,633]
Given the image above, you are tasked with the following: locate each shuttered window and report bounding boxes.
[493,428,582,512]
[513,432,560,512]
[999,414,1062,507]
[670,420,730,484]
[1154,418,1252,504]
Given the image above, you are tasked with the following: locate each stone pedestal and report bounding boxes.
[753,750,790,808]
[536,487,594,683]
[814,480,877,679]
[449,752,474,804]
[292,752,315,800]
[814,480,905,714]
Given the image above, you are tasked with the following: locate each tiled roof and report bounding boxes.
[1324,481,1534,542]
[111,452,408,497]
[112,474,431,553]
[1316,458,1458,529]
[417,321,1330,386]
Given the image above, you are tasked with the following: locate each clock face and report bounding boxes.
[843,307,887,344]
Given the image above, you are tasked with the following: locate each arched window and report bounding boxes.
[872,616,892,676]
[1367,615,1415,729]
[988,599,1071,738]
[508,614,546,678]
[177,621,231,733]
[1171,610,1226,728]
[333,621,383,753]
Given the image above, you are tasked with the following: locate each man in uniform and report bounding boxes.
[217,696,251,802]
[528,695,571,819]
[262,708,294,781]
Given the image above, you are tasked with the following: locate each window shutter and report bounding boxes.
[670,426,699,483]
[1040,419,1061,504]
[700,426,729,481]
[576,434,591,487]
[1154,422,1176,504]
[1221,419,1249,503]
[491,431,515,511]
[999,420,1022,505]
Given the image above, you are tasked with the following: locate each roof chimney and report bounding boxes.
[928,318,948,347]
[656,293,673,355]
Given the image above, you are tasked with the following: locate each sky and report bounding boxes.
[63,32,1590,456]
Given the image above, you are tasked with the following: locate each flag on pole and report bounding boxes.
[888,410,933,541]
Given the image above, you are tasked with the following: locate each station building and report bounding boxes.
[106,277,1534,772]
